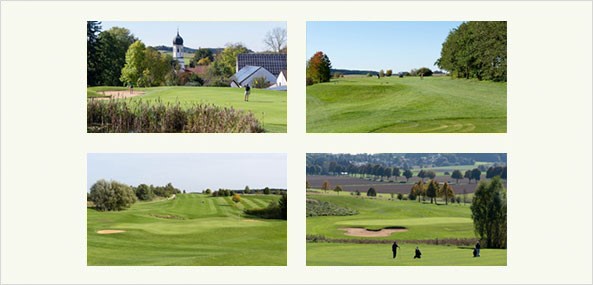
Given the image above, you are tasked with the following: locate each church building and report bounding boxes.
[172,29,185,71]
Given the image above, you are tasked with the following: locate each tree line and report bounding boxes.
[87,21,287,88]
[88,180,182,211]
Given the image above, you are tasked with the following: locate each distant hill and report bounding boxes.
[331,68,378,76]
[152,46,224,55]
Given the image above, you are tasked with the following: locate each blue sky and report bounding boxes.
[87,153,287,192]
[100,21,286,52]
[306,21,463,72]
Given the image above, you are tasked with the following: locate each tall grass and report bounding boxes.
[87,99,263,133]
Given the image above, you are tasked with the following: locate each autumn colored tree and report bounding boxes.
[306,51,332,85]
[438,182,455,205]
[410,180,425,202]
[321,180,330,194]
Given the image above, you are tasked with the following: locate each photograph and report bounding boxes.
[306,21,507,133]
[87,21,287,133]
[87,153,287,266]
[306,153,507,266]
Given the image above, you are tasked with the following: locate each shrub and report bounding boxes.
[366,73,373,77]
[416,67,433,76]
[397,193,403,200]
[232,193,241,203]
[386,69,393,77]
[135,184,154,201]
[367,187,377,197]
[306,199,358,217]
[408,193,416,201]
[332,72,344,78]
[244,193,286,220]
[263,187,271,195]
[379,70,385,77]
[306,77,314,86]
[87,99,263,133]
[251,76,270,88]
[89,179,137,211]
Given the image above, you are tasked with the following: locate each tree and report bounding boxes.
[278,193,287,219]
[321,180,330,194]
[379,69,385,77]
[437,21,507,82]
[244,185,251,194]
[426,170,436,180]
[403,169,413,182]
[416,67,433,77]
[471,177,507,248]
[89,179,137,211]
[263,187,271,195]
[135,183,154,201]
[393,167,401,181]
[204,188,212,195]
[438,182,455,205]
[417,169,426,181]
[120,40,146,87]
[192,48,214,66]
[397,193,403,200]
[334,185,343,195]
[209,43,249,79]
[263,27,287,53]
[97,27,136,86]
[464,170,472,183]
[87,21,102,86]
[426,180,439,204]
[486,166,505,179]
[386,69,393,77]
[451,170,463,184]
[410,180,425,202]
[367,187,377,197]
[306,51,332,84]
[471,168,482,182]
[232,193,241,203]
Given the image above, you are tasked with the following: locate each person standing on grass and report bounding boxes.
[244,84,251,102]
[392,241,400,259]
[414,246,422,259]
[475,241,481,257]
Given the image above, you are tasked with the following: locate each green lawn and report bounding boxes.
[87,194,286,266]
[307,243,506,266]
[306,76,506,133]
[306,193,506,265]
[88,86,287,132]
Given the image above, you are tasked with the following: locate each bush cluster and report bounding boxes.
[306,199,358,217]
[244,193,287,220]
[87,99,263,133]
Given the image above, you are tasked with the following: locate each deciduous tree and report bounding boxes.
[471,177,507,248]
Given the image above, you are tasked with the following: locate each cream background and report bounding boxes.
[1,1,591,284]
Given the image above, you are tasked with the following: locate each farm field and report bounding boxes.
[87,194,286,266]
[307,174,506,194]
[306,193,506,266]
[87,86,287,132]
[306,76,506,133]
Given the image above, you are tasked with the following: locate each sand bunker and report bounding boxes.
[97,230,126,234]
[339,227,408,237]
[96,90,145,100]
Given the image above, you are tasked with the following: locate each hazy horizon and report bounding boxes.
[87,153,287,192]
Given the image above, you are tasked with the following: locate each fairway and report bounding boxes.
[88,86,287,133]
[306,76,506,133]
[87,194,286,266]
[306,193,506,266]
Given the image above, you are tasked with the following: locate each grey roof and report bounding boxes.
[231,65,263,85]
[237,53,287,77]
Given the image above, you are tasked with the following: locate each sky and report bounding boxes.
[87,153,287,192]
[306,21,464,72]
[100,21,286,52]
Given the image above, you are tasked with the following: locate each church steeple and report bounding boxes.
[172,29,185,71]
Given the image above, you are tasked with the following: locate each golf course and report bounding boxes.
[306,191,507,266]
[87,193,287,266]
[87,86,287,133]
[306,76,506,133]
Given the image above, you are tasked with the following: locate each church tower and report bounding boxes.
[173,29,185,71]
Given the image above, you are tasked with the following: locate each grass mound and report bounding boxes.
[306,198,358,217]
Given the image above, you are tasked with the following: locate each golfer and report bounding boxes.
[244,84,251,102]
[392,241,400,259]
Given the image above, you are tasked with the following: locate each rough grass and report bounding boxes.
[306,76,506,133]
[87,86,287,132]
[87,194,286,266]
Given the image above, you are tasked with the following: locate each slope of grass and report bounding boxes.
[306,76,506,133]
[306,194,474,241]
[87,86,287,133]
[87,194,286,266]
